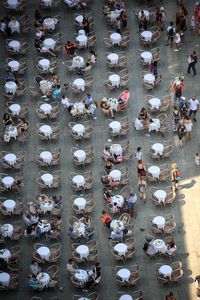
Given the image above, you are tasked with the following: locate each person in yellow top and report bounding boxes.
[171,163,180,191]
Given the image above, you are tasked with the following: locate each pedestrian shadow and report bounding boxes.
[179,179,197,190]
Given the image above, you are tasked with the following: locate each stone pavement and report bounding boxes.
[0,0,200,299]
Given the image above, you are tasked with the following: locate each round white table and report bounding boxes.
[75,15,83,24]
[39,59,50,71]
[108,11,120,22]
[8,40,20,52]
[117,268,131,282]
[111,195,124,207]
[37,246,51,261]
[5,81,17,95]
[148,166,160,179]
[9,104,21,116]
[40,103,52,114]
[110,33,122,45]
[72,124,85,136]
[144,73,155,85]
[152,239,166,253]
[153,216,166,229]
[1,224,13,238]
[154,190,167,203]
[0,249,11,263]
[151,143,164,155]
[37,221,51,233]
[73,102,85,113]
[72,176,85,188]
[74,197,86,210]
[109,169,122,181]
[110,144,123,156]
[41,0,52,7]
[0,272,10,287]
[5,126,18,139]
[74,150,86,162]
[109,74,120,87]
[74,270,88,283]
[149,98,161,110]
[39,80,52,94]
[140,51,152,64]
[4,153,17,166]
[114,243,128,256]
[43,18,55,30]
[73,78,86,92]
[8,20,20,34]
[76,245,89,259]
[159,265,173,278]
[141,30,152,42]
[110,220,124,231]
[139,10,150,20]
[40,202,53,214]
[37,272,50,287]
[72,56,85,68]
[109,121,122,133]
[43,38,56,50]
[7,0,18,9]
[41,173,53,187]
[149,119,160,132]
[40,151,53,165]
[119,295,133,300]
[76,35,88,47]
[8,60,20,71]
[107,53,119,65]
[78,29,85,35]
[2,176,14,189]
[39,125,53,138]
[3,199,16,213]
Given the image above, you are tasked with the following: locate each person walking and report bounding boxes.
[188,95,199,122]
[171,163,181,191]
[166,21,175,47]
[138,176,147,203]
[187,51,198,77]
[177,120,186,148]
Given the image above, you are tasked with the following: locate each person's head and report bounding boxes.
[93,100,98,107]
[196,153,199,156]
[169,242,175,248]
[57,84,60,89]
[113,202,117,206]
[95,262,100,267]
[90,50,95,55]
[192,96,196,101]
[141,107,146,112]
[102,209,106,215]
[153,61,158,66]
[169,292,174,296]
[130,192,134,197]
[138,159,142,164]
[105,146,109,151]
[68,259,73,263]
[141,10,144,15]
[85,62,90,67]
[173,105,178,110]
[87,93,91,98]
[193,50,196,55]
[184,116,189,121]
[171,163,177,169]
[137,147,142,152]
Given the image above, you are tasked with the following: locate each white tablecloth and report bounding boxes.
[149,119,160,132]
[140,51,152,64]
[159,265,173,278]
[41,173,53,187]
[108,11,120,22]
[72,56,85,68]
[5,81,17,94]
[109,121,122,133]
[37,246,50,261]
[144,73,155,85]
[141,31,152,42]
[8,21,20,34]
[39,59,50,71]
[73,78,86,92]
[75,15,83,24]
[109,169,122,181]
[0,249,11,263]
[109,74,120,87]
[152,239,166,253]
[40,202,54,214]
[37,272,50,287]
[72,124,85,136]
[153,216,166,229]
[119,295,133,300]
[72,175,85,188]
[76,35,88,47]
[76,245,89,259]
[4,153,17,166]
[43,38,56,50]
[8,60,20,71]
[8,40,20,52]
[43,18,55,30]
[40,103,52,114]
[74,150,86,162]
[110,144,123,156]
[5,126,18,139]
[40,151,53,165]
[3,199,16,213]
[149,98,161,110]
[114,243,128,256]
[9,104,21,116]
[151,143,164,155]
[37,221,51,233]
[1,224,13,237]
[0,272,10,287]
[39,80,52,94]
[154,190,167,203]
[78,29,85,35]
[110,33,122,45]
[74,270,88,282]
[41,0,52,7]
[7,0,18,9]
[117,268,131,282]
[107,53,119,64]
[148,166,160,179]
[73,222,86,236]
[110,220,124,231]
[2,176,14,189]
[107,98,118,111]
[39,125,53,138]
[111,195,124,207]
[74,197,86,210]
[139,10,150,20]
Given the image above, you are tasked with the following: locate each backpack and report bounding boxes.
[178,125,186,134]
[168,27,174,37]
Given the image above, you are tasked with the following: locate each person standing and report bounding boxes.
[138,176,147,203]
[177,120,186,148]
[187,51,198,77]
[188,95,199,121]
[171,163,180,191]
[166,21,175,47]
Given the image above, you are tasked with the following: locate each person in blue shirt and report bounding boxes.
[84,93,93,109]
[52,84,62,100]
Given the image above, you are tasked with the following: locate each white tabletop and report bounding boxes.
[117,268,131,282]
[5,81,17,94]
[9,104,21,116]
[75,15,83,24]
[149,118,160,132]
[109,74,120,87]
[140,51,152,64]
[8,60,20,71]
[40,103,52,114]
[4,153,17,166]
[74,102,85,112]
[76,245,89,259]
[40,151,53,165]
[153,216,166,229]
[76,35,88,47]
[72,175,85,188]
[5,126,18,139]
[151,143,164,155]
[8,20,20,34]
[114,243,128,256]
[107,53,119,64]
[2,176,14,189]
[73,78,86,91]
[72,56,85,68]
[37,246,50,261]
[109,169,122,181]
[39,59,50,71]
[41,0,52,7]
[74,150,86,162]
[39,80,52,94]
[43,38,56,50]
[110,144,123,156]
[79,29,85,35]
[141,30,152,42]
[110,33,122,45]
[0,272,10,287]
[43,18,55,30]
[154,190,167,203]
[144,73,155,85]
[110,220,124,231]
[8,40,20,52]
[41,173,53,187]
[1,224,13,237]
[74,269,88,282]
[0,249,11,263]
[40,202,53,214]
[37,272,50,287]
[139,10,150,19]
[149,98,161,110]
[152,239,166,253]
[74,197,86,210]
[72,124,85,136]
[119,295,133,300]
[39,125,53,138]
[111,195,124,207]
[3,199,16,213]
[7,0,18,8]
[148,166,160,179]
[109,121,122,133]
[159,265,173,278]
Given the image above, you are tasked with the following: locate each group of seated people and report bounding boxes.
[68,215,93,240]
[103,146,132,165]
[143,239,177,257]
[3,113,29,134]
[134,107,153,133]
[103,0,125,15]
[0,15,19,37]
[64,0,88,9]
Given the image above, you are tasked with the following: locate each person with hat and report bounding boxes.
[171,78,186,102]
[171,163,181,191]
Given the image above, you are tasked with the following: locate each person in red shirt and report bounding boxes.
[101,210,112,227]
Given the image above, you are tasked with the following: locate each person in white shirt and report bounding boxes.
[135,147,143,161]
[134,117,143,130]
[166,21,175,47]
[61,95,74,111]
[174,31,181,51]
[189,96,199,121]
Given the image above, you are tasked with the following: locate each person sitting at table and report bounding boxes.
[87,50,97,65]
[27,274,43,291]
[139,10,147,31]
[23,212,32,227]
[35,27,45,40]
[5,71,16,83]
[134,117,144,130]
[78,62,92,76]
[101,210,112,227]
[101,175,111,186]
[17,118,29,134]
[82,16,90,35]
[30,213,40,225]
[166,241,177,256]
[150,61,158,79]
[124,192,137,210]
[117,89,129,110]
[51,217,62,230]
[34,10,43,26]
[29,260,41,277]
[100,97,115,118]
[104,160,114,173]
[12,179,23,193]
[143,242,157,256]
[51,195,62,207]
[67,259,78,274]
[61,94,74,111]
[64,40,77,57]
[51,84,62,101]
[83,93,93,109]
[87,101,98,119]
[79,215,92,228]
[111,201,121,213]
[139,107,152,132]
[45,228,61,241]
[3,113,14,127]
[84,263,101,291]
[103,146,113,161]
